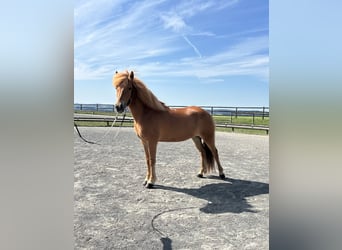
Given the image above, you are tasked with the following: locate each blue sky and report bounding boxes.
[74,0,269,107]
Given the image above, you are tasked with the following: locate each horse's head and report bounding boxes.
[113,70,134,113]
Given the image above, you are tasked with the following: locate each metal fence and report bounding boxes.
[74,103,269,119]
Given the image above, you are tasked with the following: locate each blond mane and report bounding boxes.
[133,78,169,111]
[114,71,169,112]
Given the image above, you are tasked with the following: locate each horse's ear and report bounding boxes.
[129,71,134,80]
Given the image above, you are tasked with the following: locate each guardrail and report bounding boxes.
[216,123,269,134]
[74,104,269,120]
[74,115,269,134]
[74,116,134,126]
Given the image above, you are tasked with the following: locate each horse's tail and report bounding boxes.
[202,142,215,173]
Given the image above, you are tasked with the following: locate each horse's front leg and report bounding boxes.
[146,141,158,188]
[141,140,150,186]
[141,140,157,188]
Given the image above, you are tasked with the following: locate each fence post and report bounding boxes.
[252,113,255,125]
[96,104,99,112]
[262,107,265,120]
[210,107,214,115]
[80,104,83,111]
[235,107,238,118]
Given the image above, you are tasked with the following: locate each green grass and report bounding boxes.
[75,110,134,118]
[74,111,269,135]
[74,121,133,127]
[213,115,269,135]
[213,115,269,126]
[74,110,117,116]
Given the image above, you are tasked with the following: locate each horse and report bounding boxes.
[113,70,225,188]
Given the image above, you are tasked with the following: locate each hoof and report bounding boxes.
[197,173,204,178]
[143,180,147,186]
[219,173,226,179]
[145,183,154,189]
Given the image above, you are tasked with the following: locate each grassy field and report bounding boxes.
[213,115,269,126]
[74,110,269,135]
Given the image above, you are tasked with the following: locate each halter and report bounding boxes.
[126,78,135,107]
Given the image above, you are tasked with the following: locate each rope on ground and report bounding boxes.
[74,109,127,145]
[151,206,198,238]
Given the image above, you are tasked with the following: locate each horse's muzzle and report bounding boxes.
[115,103,125,113]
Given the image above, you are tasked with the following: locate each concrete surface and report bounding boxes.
[74,127,269,249]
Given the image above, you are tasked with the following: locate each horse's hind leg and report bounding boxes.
[202,136,226,179]
[214,147,225,179]
[192,136,206,178]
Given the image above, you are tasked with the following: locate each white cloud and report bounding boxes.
[170,0,239,18]
[74,0,268,83]
[127,35,269,81]
[160,13,188,32]
[74,61,114,80]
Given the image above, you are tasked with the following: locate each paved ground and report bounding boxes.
[74,127,269,249]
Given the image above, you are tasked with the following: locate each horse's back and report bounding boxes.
[156,106,215,141]
[172,106,214,124]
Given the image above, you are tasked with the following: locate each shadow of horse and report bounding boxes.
[154,177,269,214]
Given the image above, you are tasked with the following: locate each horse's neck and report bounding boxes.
[129,96,145,121]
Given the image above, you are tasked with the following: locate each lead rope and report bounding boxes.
[151,206,198,245]
[74,109,127,145]
[74,121,98,144]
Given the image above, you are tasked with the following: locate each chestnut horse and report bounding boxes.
[113,71,225,188]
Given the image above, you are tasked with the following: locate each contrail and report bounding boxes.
[182,35,202,58]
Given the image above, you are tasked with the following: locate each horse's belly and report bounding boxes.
[158,122,196,142]
[159,136,192,142]
[158,134,192,142]
[157,108,213,141]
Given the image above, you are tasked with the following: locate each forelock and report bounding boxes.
[113,71,129,87]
